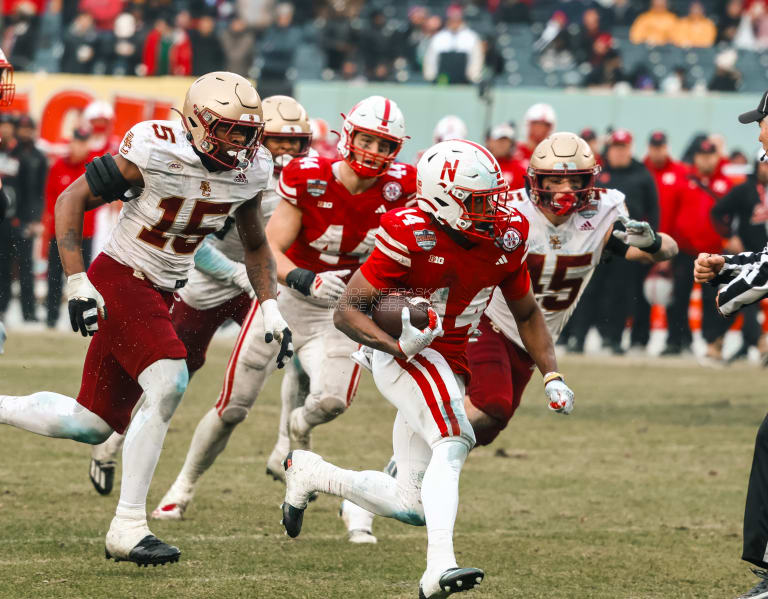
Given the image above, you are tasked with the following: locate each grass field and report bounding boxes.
[0,330,766,598]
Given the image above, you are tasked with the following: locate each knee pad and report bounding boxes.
[308,394,347,423]
[219,403,249,425]
[143,361,189,422]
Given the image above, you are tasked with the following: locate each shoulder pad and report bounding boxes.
[379,207,434,253]
[85,153,136,203]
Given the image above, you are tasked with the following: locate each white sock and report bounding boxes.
[173,407,235,495]
[0,391,111,443]
[313,459,424,526]
[342,455,396,533]
[118,359,187,512]
[422,440,469,572]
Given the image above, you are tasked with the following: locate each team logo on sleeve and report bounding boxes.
[200,181,211,197]
[306,179,327,197]
[414,229,437,250]
[382,181,403,202]
[499,227,523,252]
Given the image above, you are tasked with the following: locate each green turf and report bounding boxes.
[0,331,765,598]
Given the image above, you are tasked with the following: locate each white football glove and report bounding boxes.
[398,307,444,360]
[612,214,656,249]
[350,345,374,373]
[231,264,255,299]
[66,272,107,337]
[260,298,293,368]
[310,269,351,302]
[544,373,574,415]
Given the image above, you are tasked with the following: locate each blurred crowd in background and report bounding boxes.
[2,0,768,92]
[2,94,767,366]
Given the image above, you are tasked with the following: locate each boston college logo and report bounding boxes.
[200,181,211,197]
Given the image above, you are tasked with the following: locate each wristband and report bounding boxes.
[285,267,315,296]
[543,371,564,385]
[641,233,662,254]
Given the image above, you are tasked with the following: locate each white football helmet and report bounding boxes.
[337,95,406,177]
[524,102,556,139]
[179,71,264,171]
[0,49,14,108]
[416,139,510,242]
[433,115,468,144]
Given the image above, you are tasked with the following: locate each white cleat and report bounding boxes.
[151,486,193,521]
[266,445,287,483]
[340,499,377,544]
[281,450,322,538]
[288,408,312,451]
[418,567,485,599]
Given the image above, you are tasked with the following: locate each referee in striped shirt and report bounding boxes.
[696,90,768,599]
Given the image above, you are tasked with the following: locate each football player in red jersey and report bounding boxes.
[281,139,573,598]
[0,48,12,354]
[0,72,293,565]
[151,95,416,521]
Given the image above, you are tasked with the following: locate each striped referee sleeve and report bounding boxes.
[711,250,768,285]
[717,252,768,316]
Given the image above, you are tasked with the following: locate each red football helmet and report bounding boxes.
[0,50,15,108]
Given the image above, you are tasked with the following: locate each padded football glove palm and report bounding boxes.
[544,372,574,415]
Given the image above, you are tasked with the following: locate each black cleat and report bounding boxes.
[418,568,485,599]
[89,459,116,495]
[281,501,304,538]
[105,535,181,566]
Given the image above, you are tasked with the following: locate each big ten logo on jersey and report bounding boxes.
[428,255,444,264]
[137,196,232,255]
[309,225,377,264]
[527,253,593,311]
[429,285,495,333]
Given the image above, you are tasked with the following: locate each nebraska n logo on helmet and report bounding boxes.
[337,95,407,178]
[527,131,601,216]
[416,138,513,243]
[178,71,265,171]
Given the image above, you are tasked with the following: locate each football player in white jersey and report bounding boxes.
[0,72,293,565]
[151,95,416,522]
[466,131,678,446]
[87,95,313,496]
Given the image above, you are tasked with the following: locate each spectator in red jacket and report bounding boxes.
[643,131,688,236]
[43,128,96,328]
[485,122,527,190]
[663,137,733,361]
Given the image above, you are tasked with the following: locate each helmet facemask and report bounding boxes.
[0,60,14,108]
[450,182,511,241]
[185,106,265,171]
[264,131,312,174]
[343,127,402,177]
[527,168,599,216]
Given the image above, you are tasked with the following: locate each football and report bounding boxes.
[371,293,431,338]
